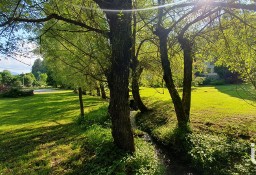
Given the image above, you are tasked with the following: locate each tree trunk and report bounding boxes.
[100,83,106,99]
[131,9,148,113]
[96,86,100,96]
[131,66,148,112]
[78,87,84,117]
[155,28,189,128]
[178,36,193,119]
[103,0,135,153]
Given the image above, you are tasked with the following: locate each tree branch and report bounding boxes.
[1,13,109,37]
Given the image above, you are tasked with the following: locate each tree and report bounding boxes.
[32,58,46,80]
[126,0,253,130]
[39,0,134,152]
[0,70,13,86]
[38,73,48,86]
[24,73,36,87]
[131,6,148,113]
[195,12,256,89]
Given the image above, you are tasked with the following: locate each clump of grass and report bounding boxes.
[75,105,110,127]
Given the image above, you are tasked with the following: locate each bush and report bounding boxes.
[2,88,34,98]
[203,77,225,85]
[189,133,256,175]
[209,79,225,85]
[193,77,206,86]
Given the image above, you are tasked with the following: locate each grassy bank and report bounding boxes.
[0,91,164,174]
[137,85,256,174]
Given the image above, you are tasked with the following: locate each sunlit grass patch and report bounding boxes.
[0,90,164,174]
[140,85,256,140]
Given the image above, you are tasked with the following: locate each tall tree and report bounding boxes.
[32,58,46,80]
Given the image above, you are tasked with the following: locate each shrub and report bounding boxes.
[2,88,34,98]
[203,77,225,85]
[210,79,225,85]
[193,77,206,86]
[189,133,256,175]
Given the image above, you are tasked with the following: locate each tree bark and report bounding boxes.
[100,83,106,99]
[101,0,135,152]
[96,86,100,96]
[155,27,189,128]
[131,66,148,112]
[78,87,84,117]
[131,8,148,113]
[178,36,193,119]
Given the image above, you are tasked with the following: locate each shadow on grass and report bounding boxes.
[0,105,126,174]
[215,84,256,102]
[0,123,79,163]
[0,92,105,126]
[65,139,129,175]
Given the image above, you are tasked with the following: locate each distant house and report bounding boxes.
[204,62,218,77]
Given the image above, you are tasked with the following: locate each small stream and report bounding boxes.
[130,111,196,175]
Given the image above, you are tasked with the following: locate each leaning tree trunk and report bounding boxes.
[96,86,101,96]
[103,0,135,152]
[178,36,193,119]
[155,28,189,128]
[78,87,84,118]
[100,83,106,99]
[131,65,148,112]
[131,9,148,113]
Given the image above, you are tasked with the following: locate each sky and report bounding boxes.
[0,42,42,74]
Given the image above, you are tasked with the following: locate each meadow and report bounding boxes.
[0,91,163,175]
[0,85,256,174]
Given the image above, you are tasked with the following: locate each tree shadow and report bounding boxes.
[214,84,256,102]
[0,105,115,174]
[0,92,105,126]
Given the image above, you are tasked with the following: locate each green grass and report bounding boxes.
[0,91,164,175]
[137,84,256,174]
[139,85,256,142]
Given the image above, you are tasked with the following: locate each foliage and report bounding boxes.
[196,13,256,88]
[41,20,109,91]
[0,71,36,88]
[2,88,34,98]
[214,66,243,84]
[23,73,36,87]
[0,70,13,86]
[203,77,226,86]
[31,58,46,80]
[193,76,205,86]
[189,134,256,175]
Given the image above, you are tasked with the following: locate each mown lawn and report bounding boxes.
[140,84,256,141]
[0,90,164,175]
